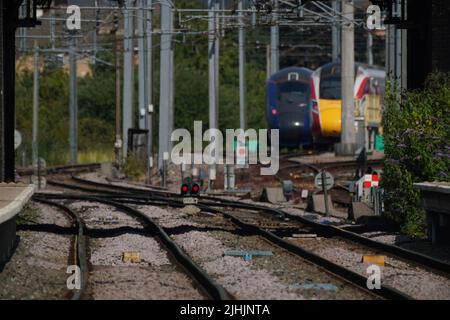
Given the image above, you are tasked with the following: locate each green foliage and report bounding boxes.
[382,73,450,236]
[15,52,116,165]
[123,153,145,181]
[172,29,267,134]
[16,205,39,226]
[78,68,115,123]
[16,67,71,164]
[246,63,267,130]
[15,1,269,166]
[79,118,114,150]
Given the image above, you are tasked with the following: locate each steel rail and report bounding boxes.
[70,175,176,196]
[54,176,450,277]
[39,190,405,300]
[17,163,101,176]
[117,198,410,299]
[119,194,409,299]
[195,203,411,300]
[32,197,88,300]
[47,179,124,195]
[35,193,231,300]
[199,199,450,277]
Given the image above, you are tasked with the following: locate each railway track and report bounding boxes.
[115,192,450,299]
[32,193,230,300]
[38,194,384,300]
[50,175,450,276]
[199,204,408,299]
[17,163,101,176]
[40,174,450,298]
[198,199,450,275]
[31,198,88,300]
[41,176,430,299]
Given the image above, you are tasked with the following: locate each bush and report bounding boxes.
[123,153,146,181]
[382,73,450,236]
[79,118,114,151]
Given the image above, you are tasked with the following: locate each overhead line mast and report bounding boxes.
[122,0,134,158]
[158,0,174,170]
[336,0,356,156]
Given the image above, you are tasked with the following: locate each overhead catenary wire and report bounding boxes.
[19,0,384,171]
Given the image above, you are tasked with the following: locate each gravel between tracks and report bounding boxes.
[137,204,203,228]
[172,230,374,300]
[75,173,450,300]
[89,234,171,267]
[67,200,204,300]
[236,206,450,300]
[172,231,304,300]
[361,231,450,264]
[290,237,450,300]
[87,265,204,299]
[32,202,73,227]
[134,205,374,300]
[0,203,72,299]
[69,201,143,230]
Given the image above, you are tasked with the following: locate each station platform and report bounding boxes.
[288,151,385,165]
[0,183,35,268]
[415,182,450,244]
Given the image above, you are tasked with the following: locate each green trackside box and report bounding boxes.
[375,135,384,152]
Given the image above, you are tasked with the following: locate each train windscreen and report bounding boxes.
[320,76,341,99]
[277,82,309,113]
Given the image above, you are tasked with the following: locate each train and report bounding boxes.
[266,62,385,148]
[265,67,313,148]
[310,61,385,144]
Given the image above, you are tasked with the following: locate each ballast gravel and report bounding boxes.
[76,172,450,300]
[69,201,143,230]
[89,234,171,267]
[32,202,73,227]
[290,237,450,300]
[172,231,304,300]
[137,205,203,228]
[362,231,450,264]
[68,200,205,299]
[87,265,205,300]
[0,203,72,299]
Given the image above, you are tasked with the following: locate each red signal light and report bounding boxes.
[191,183,200,194]
[271,108,278,116]
[181,184,189,195]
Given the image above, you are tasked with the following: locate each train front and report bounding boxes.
[266,67,313,148]
[311,62,343,143]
